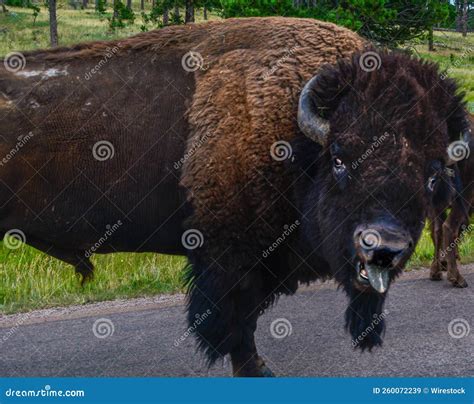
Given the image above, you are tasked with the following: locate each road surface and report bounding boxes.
[1,266,473,377]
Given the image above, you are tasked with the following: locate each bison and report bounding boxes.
[428,116,472,288]
[0,17,469,376]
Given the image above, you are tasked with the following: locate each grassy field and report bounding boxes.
[0,12,473,313]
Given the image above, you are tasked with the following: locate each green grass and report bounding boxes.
[0,4,214,56]
[0,243,187,314]
[0,16,473,314]
[408,31,474,104]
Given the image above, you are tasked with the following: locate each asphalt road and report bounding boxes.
[1,266,473,377]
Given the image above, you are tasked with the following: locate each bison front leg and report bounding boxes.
[186,257,273,377]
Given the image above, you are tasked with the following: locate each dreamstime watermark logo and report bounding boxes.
[447,140,470,162]
[5,385,85,398]
[351,310,389,347]
[181,51,205,72]
[359,51,382,72]
[3,229,26,250]
[4,51,26,73]
[92,318,115,339]
[440,45,474,80]
[0,132,34,167]
[351,132,390,170]
[448,318,470,339]
[92,140,115,161]
[270,140,292,161]
[181,229,204,250]
[84,44,122,80]
[359,229,381,250]
[85,220,123,258]
[440,223,473,259]
[174,132,212,170]
[262,46,298,80]
[262,220,300,258]
[270,318,293,339]
[174,309,212,347]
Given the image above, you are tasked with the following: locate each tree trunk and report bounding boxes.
[1,0,9,12]
[163,8,169,23]
[95,0,99,11]
[203,5,207,20]
[82,0,88,8]
[140,0,144,10]
[127,0,132,9]
[456,0,462,32]
[49,0,58,47]
[113,0,119,18]
[185,0,194,23]
[174,3,179,20]
[462,0,468,37]
[428,27,434,51]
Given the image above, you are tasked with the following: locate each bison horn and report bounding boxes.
[297,75,330,146]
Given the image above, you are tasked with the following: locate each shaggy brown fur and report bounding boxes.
[182,17,364,264]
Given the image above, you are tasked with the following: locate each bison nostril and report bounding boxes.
[369,247,403,268]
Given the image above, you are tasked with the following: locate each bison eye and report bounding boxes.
[427,175,437,192]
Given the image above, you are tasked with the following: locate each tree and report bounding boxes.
[185,0,194,22]
[1,0,9,13]
[462,0,468,36]
[220,0,450,47]
[127,0,131,9]
[49,0,58,47]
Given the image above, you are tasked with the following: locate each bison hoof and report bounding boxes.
[260,364,275,377]
[430,272,443,281]
[450,277,468,288]
[256,356,275,377]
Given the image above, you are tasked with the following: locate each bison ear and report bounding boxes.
[298,64,351,146]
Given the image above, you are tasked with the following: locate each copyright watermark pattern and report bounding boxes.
[448,318,470,339]
[3,229,26,250]
[4,52,26,73]
[270,318,293,339]
[92,140,115,161]
[181,229,204,250]
[92,318,115,339]
[270,140,292,161]
[359,51,382,72]
[447,140,470,162]
[359,229,381,250]
[181,51,205,72]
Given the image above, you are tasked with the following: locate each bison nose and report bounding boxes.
[353,222,413,293]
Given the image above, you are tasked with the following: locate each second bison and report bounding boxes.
[0,17,469,376]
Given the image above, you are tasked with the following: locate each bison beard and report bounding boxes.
[345,287,386,350]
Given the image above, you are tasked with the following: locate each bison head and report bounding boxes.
[295,49,468,350]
